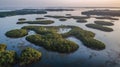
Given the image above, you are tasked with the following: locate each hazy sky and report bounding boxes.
[0,0,120,8]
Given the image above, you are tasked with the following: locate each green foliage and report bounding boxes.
[0,44,7,51]
[0,44,17,67]
[86,24,113,32]
[20,47,42,66]
[5,29,28,38]
[22,25,105,50]
[62,27,105,50]
[26,31,79,53]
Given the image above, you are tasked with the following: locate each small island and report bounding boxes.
[0,44,42,67]
[76,19,87,23]
[20,47,42,66]
[18,18,26,21]
[5,29,28,38]
[17,20,54,24]
[86,24,113,32]
[95,16,119,20]
[82,9,120,17]
[94,21,114,26]
[59,18,67,21]
[0,44,16,67]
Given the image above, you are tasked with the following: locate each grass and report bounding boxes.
[5,29,28,38]
[17,20,54,24]
[94,21,114,26]
[86,24,113,32]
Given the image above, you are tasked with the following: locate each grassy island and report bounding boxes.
[45,9,74,11]
[20,47,42,66]
[18,18,26,21]
[71,16,90,19]
[82,10,120,17]
[76,19,87,23]
[95,16,119,20]
[0,44,17,67]
[36,18,45,20]
[59,18,67,21]
[17,20,54,24]
[22,25,105,50]
[0,9,47,17]
[94,21,114,26]
[86,24,113,32]
[44,15,70,19]
[5,29,28,38]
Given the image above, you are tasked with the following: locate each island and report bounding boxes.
[22,25,105,50]
[5,29,28,38]
[86,24,113,32]
[17,20,54,24]
[0,9,47,17]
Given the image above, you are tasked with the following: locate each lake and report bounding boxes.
[0,8,120,67]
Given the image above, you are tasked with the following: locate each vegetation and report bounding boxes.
[18,18,26,21]
[5,29,28,38]
[0,44,17,67]
[0,44,6,51]
[22,25,105,50]
[17,20,54,24]
[95,16,119,20]
[36,17,45,20]
[0,44,42,67]
[45,9,74,11]
[66,14,71,16]
[82,10,120,16]
[76,19,87,23]
[62,27,105,50]
[71,16,90,19]
[0,9,47,17]
[26,33,79,53]
[86,24,113,32]
[44,15,71,18]
[59,18,67,21]
[94,21,114,26]
[20,47,42,66]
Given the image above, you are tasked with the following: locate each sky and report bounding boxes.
[0,0,120,8]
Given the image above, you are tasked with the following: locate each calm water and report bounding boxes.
[0,8,120,67]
